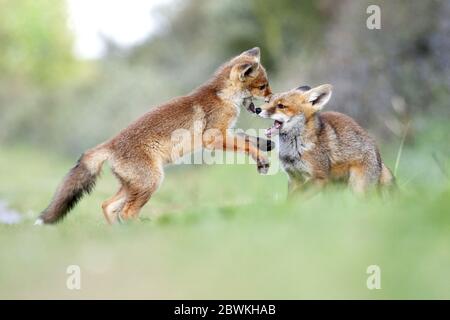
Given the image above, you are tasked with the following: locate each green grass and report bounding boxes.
[0,138,449,299]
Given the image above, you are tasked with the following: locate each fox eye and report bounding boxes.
[259,84,267,90]
[277,103,286,109]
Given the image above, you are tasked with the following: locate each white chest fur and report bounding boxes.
[278,127,313,179]
[218,89,248,129]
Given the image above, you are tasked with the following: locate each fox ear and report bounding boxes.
[233,62,260,81]
[304,84,333,110]
[296,85,311,92]
[241,47,260,62]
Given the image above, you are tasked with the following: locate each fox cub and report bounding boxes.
[256,84,394,194]
[37,48,273,225]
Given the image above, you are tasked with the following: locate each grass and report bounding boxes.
[0,133,449,299]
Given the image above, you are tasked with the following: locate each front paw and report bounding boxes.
[257,158,270,174]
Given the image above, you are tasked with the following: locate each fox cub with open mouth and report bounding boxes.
[255,84,394,195]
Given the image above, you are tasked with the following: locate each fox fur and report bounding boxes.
[38,48,272,224]
[257,84,395,195]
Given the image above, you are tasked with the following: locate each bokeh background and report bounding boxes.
[0,0,449,299]
[1,0,449,153]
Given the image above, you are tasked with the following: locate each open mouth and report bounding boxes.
[248,101,256,113]
[243,97,256,113]
[265,120,283,137]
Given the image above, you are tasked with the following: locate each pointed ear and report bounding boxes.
[304,84,333,110]
[296,85,311,92]
[241,47,260,62]
[232,61,260,81]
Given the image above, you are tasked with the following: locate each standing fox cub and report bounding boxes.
[37,48,273,225]
[256,84,394,194]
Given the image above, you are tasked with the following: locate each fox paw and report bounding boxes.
[257,158,270,174]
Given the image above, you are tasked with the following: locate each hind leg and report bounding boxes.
[119,163,164,221]
[102,186,127,224]
[348,164,379,194]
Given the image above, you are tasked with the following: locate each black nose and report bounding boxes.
[255,107,262,114]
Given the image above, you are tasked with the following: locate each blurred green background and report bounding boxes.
[0,0,449,299]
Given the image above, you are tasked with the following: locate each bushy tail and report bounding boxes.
[37,147,108,224]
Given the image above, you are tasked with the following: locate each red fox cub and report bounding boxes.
[37,48,273,225]
[255,84,394,194]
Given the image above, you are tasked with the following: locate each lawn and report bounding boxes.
[0,134,449,299]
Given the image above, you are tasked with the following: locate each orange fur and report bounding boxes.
[39,48,272,224]
[259,84,395,195]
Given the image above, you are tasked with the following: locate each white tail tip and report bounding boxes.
[34,218,44,226]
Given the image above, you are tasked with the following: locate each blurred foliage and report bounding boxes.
[0,0,449,155]
[130,0,325,71]
[0,0,81,86]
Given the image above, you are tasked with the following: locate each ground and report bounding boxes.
[0,135,449,299]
